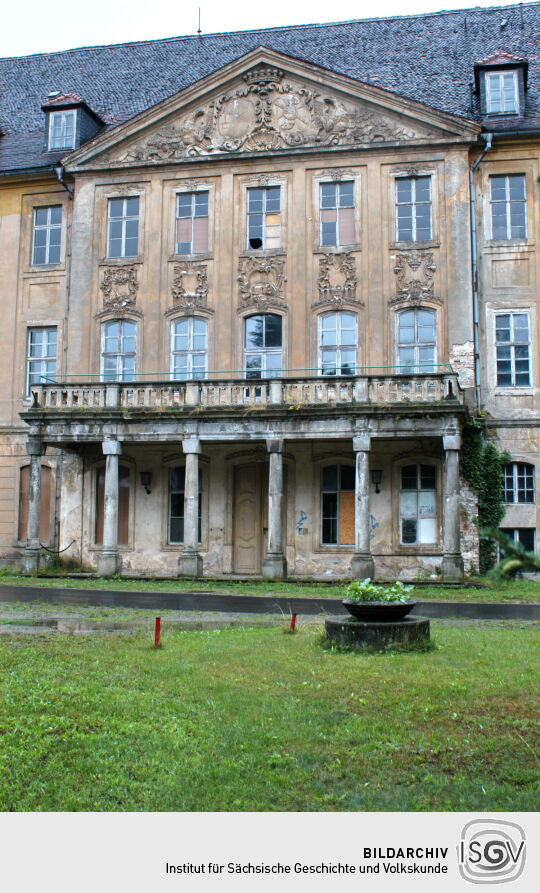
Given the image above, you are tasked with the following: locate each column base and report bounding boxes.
[262,554,287,580]
[350,552,375,580]
[441,553,464,583]
[96,550,122,577]
[178,551,203,577]
[21,548,42,575]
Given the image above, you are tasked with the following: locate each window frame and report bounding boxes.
[499,527,536,556]
[489,174,527,241]
[318,311,357,376]
[106,196,140,259]
[26,326,57,394]
[319,180,355,248]
[175,190,209,255]
[320,463,356,547]
[502,462,535,504]
[494,310,532,388]
[246,185,282,251]
[396,307,437,374]
[485,70,519,115]
[100,319,137,382]
[32,205,63,266]
[243,313,283,379]
[168,465,203,546]
[395,175,432,243]
[47,110,77,151]
[93,462,132,548]
[170,316,208,381]
[398,462,439,548]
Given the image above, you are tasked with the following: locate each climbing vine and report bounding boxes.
[460,421,510,574]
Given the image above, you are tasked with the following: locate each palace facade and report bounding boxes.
[1,4,539,580]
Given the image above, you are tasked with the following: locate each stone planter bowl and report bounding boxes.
[342,599,416,623]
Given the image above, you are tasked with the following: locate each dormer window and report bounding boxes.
[486,70,518,114]
[48,110,76,150]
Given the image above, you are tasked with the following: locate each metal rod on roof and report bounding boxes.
[197,8,202,35]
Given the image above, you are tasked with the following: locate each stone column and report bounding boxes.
[178,437,203,577]
[350,434,375,579]
[22,437,43,575]
[441,433,464,582]
[262,439,287,579]
[96,440,122,577]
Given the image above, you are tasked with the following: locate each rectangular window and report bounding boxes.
[27,327,57,393]
[169,466,202,544]
[320,181,355,247]
[107,197,139,258]
[101,320,136,381]
[397,308,436,373]
[48,110,76,150]
[396,176,432,242]
[321,464,355,545]
[171,317,207,380]
[502,463,535,504]
[500,528,536,555]
[176,191,209,254]
[95,465,130,545]
[490,175,527,240]
[486,71,518,114]
[32,206,62,265]
[319,312,357,375]
[495,312,531,387]
[400,464,437,545]
[244,313,282,379]
[247,186,281,250]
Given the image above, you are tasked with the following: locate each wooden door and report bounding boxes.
[233,463,264,574]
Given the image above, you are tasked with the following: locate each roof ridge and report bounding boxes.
[1,1,539,63]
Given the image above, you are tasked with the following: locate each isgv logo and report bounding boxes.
[458,819,526,884]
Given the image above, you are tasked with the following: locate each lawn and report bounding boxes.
[0,622,538,811]
[0,571,539,602]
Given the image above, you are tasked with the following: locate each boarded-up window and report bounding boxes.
[95,464,130,545]
[321,464,355,545]
[18,465,52,542]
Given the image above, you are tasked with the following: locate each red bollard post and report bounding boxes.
[289,613,297,632]
[154,616,161,648]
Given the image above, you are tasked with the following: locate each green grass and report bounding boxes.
[0,623,538,811]
[0,571,539,601]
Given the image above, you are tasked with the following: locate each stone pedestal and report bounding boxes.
[325,615,430,651]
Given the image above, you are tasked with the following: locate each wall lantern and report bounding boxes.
[140,471,153,494]
[371,470,382,494]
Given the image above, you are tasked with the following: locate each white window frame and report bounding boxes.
[32,205,62,265]
[318,312,357,376]
[175,191,209,254]
[395,175,432,242]
[495,311,531,388]
[27,327,57,393]
[48,110,76,151]
[243,313,283,379]
[101,319,137,382]
[502,462,535,504]
[107,196,140,259]
[246,185,281,250]
[397,307,436,374]
[170,317,208,380]
[399,463,438,546]
[485,70,518,114]
[489,174,527,240]
[319,181,355,247]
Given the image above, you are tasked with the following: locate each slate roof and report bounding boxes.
[2,2,540,173]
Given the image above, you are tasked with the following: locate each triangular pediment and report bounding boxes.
[65,48,480,171]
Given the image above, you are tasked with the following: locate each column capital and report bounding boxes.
[266,438,284,454]
[27,437,43,457]
[352,435,371,453]
[182,437,201,455]
[102,440,122,456]
[443,434,461,451]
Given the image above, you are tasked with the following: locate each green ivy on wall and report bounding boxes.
[460,421,510,574]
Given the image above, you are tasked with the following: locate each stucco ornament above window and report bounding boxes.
[118,67,423,162]
[100,266,138,311]
[390,252,441,306]
[314,253,362,309]
[237,257,287,311]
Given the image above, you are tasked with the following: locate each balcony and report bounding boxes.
[28,367,463,413]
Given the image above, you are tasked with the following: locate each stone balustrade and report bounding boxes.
[30,372,462,412]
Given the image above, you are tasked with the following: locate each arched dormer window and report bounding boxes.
[171,317,208,380]
[244,314,282,379]
[397,308,436,373]
[101,319,136,381]
[319,311,357,376]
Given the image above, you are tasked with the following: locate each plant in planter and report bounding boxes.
[343,578,415,622]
